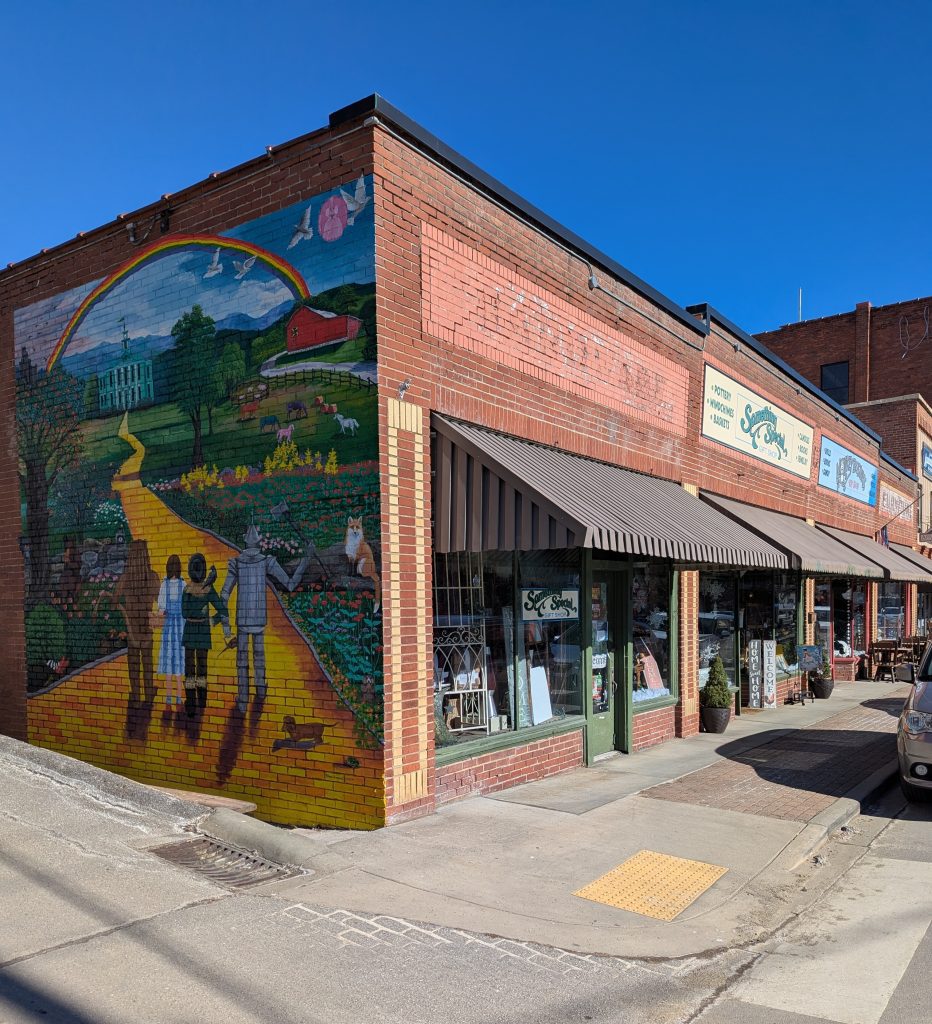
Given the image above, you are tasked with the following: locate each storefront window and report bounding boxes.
[698,573,736,686]
[432,550,583,748]
[774,573,799,678]
[631,565,672,703]
[918,587,932,636]
[877,582,906,640]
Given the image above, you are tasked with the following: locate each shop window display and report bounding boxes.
[739,571,801,700]
[698,573,736,687]
[877,582,905,640]
[918,587,932,636]
[432,550,582,748]
[631,566,672,703]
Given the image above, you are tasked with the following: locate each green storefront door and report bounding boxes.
[588,569,628,758]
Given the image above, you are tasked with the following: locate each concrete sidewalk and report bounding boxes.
[203,680,908,958]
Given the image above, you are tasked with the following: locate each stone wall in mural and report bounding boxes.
[14,177,384,827]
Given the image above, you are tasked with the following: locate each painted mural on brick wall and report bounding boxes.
[14,177,383,827]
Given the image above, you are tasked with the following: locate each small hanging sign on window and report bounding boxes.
[520,588,580,621]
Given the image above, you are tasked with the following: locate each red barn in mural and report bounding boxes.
[285,306,362,353]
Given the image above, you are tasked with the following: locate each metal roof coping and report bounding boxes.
[332,94,708,340]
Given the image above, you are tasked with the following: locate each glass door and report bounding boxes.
[589,571,626,756]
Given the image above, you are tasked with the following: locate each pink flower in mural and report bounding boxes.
[318,196,348,242]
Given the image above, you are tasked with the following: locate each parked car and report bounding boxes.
[895,658,932,801]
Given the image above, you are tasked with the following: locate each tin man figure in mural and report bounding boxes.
[181,554,227,718]
[220,525,312,713]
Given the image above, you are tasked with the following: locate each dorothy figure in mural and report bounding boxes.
[157,554,185,708]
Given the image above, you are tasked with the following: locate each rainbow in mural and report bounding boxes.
[14,177,385,828]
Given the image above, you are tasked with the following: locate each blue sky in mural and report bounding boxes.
[14,182,374,368]
[4,2,932,333]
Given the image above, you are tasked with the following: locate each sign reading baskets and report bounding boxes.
[818,438,878,506]
[701,365,814,478]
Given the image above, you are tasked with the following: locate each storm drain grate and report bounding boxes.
[151,837,302,888]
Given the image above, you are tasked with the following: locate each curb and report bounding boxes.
[198,807,349,874]
[773,757,899,871]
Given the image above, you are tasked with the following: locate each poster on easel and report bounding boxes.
[762,640,777,708]
[747,640,762,708]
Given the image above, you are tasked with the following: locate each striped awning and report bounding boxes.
[701,493,884,578]
[431,416,787,567]
[818,527,932,583]
[890,543,932,582]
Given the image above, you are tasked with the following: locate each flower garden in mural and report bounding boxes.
[14,178,385,826]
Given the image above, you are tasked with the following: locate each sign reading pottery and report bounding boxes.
[879,485,914,524]
[701,365,814,478]
[520,588,580,621]
[923,444,932,481]
[818,438,878,506]
[747,640,762,709]
[762,640,777,709]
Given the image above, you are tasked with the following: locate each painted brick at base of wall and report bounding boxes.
[434,729,584,807]
[631,706,676,751]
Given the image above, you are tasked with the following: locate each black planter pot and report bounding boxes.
[811,676,834,699]
[700,705,731,733]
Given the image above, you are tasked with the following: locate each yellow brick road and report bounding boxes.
[28,413,383,828]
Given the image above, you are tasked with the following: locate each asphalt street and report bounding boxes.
[0,742,929,1024]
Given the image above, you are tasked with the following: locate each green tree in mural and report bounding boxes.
[215,341,247,399]
[16,348,84,605]
[171,305,217,466]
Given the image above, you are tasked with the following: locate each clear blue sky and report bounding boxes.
[4,1,931,333]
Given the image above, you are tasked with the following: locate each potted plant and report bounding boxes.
[810,656,834,699]
[700,656,733,733]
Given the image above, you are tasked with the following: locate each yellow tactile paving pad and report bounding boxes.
[573,850,728,921]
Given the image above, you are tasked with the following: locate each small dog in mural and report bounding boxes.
[272,716,331,751]
[333,413,359,435]
[344,516,381,612]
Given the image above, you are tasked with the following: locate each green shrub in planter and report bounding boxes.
[701,656,732,707]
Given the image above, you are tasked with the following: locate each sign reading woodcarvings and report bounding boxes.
[701,365,814,478]
[879,485,914,524]
[520,588,580,621]
[762,640,777,709]
[747,640,762,708]
[818,438,878,506]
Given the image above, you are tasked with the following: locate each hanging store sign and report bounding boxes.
[762,640,777,709]
[879,485,914,524]
[818,438,878,506]
[922,444,932,481]
[520,588,580,621]
[701,365,814,479]
[747,640,762,709]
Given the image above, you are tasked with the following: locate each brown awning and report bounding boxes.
[890,543,932,582]
[432,416,787,567]
[818,526,931,583]
[701,493,884,578]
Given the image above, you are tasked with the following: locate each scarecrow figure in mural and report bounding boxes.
[157,554,186,709]
[181,554,227,717]
[113,540,161,703]
[220,525,312,713]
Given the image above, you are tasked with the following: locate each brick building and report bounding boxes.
[2,95,930,829]
[758,298,932,533]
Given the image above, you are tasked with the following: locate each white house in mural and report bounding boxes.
[97,318,154,413]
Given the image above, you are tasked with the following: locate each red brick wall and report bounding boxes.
[632,706,676,751]
[433,728,584,807]
[757,312,858,400]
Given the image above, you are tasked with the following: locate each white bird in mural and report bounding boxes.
[287,205,314,249]
[233,254,256,280]
[340,175,369,225]
[203,247,223,279]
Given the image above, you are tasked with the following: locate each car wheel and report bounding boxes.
[899,776,930,802]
